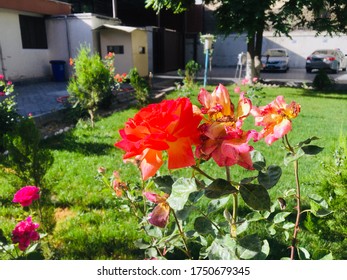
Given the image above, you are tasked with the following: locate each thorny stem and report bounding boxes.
[171,209,192,259]
[226,166,238,238]
[191,165,215,181]
[285,135,301,260]
[231,193,238,238]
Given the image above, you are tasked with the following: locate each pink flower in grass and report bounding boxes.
[0,74,4,80]
[0,92,5,96]
[12,217,40,251]
[13,186,40,207]
[251,96,301,145]
[143,192,170,228]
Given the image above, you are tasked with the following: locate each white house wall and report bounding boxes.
[195,31,347,68]
[0,8,50,81]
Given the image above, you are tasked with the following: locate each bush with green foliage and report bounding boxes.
[128,67,149,108]
[0,76,20,152]
[304,134,347,259]
[1,117,53,188]
[177,60,201,91]
[67,45,114,127]
[313,69,333,90]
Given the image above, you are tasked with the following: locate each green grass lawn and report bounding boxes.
[1,83,346,259]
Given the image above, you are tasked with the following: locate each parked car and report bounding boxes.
[261,48,289,72]
[305,49,347,74]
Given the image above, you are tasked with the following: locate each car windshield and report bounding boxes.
[264,49,287,57]
[312,50,336,56]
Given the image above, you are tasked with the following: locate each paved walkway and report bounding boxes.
[10,67,347,122]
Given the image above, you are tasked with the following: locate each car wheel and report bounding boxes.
[332,67,339,74]
[342,67,346,71]
[306,68,312,73]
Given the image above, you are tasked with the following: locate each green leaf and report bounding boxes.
[176,205,194,220]
[239,184,271,211]
[207,196,230,214]
[194,216,214,235]
[0,229,8,245]
[309,194,333,217]
[268,224,276,235]
[297,136,320,147]
[204,178,238,199]
[273,212,291,224]
[153,175,174,194]
[166,178,197,211]
[236,234,263,260]
[223,209,233,223]
[312,249,334,260]
[236,220,249,235]
[245,211,264,222]
[144,225,163,239]
[297,247,311,260]
[251,150,266,171]
[301,145,324,155]
[134,239,151,249]
[282,222,295,229]
[284,149,305,166]
[207,235,238,260]
[252,239,270,260]
[258,165,282,189]
[188,191,204,203]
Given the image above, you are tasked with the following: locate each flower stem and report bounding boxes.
[191,165,215,181]
[231,193,238,238]
[284,135,301,260]
[290,159,301,260]
[171,209,192,259]
[225,166,238,238]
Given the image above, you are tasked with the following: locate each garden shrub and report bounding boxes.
[128,67,149,108]
[2,117,54,188]
[304,134,347,259]
[0,76,20,152]
[177,59,201,91]
[313,69,333,90]
[67,45,114,127]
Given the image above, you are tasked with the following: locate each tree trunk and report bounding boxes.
[245,33,255,82]
[246,26,265,82]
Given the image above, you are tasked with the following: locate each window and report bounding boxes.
[107,45,124,54]
[19,15,48,49]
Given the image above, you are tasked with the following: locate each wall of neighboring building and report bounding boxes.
[0,8,51,81]
[46,13,121,78]
[194,31,347,69]
[131,30,148,76]
[99,29,133,75]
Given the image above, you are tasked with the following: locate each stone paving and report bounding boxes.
[11,67,347,122]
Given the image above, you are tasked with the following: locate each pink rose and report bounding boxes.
[12,217,40,251]
[0,74,4,80]
[13,186,40,207]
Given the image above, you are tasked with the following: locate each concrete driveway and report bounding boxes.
[260,68,347,84]
[155,67,347,85]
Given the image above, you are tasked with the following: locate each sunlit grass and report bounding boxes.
[1,83,346,259]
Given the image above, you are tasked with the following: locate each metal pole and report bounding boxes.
[112,0,117,18]
[203,50,209,87]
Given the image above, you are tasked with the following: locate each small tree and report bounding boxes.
[2,118,53,188]
[177,60,201,91]
[67,45,113,127]
[128,68,149,108]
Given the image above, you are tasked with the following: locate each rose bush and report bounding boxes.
[111,81,328,260]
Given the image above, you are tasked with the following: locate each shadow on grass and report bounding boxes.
[42,132,114,156]
[301,88,347,100]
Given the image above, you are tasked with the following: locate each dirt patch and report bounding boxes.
[54,207,76,223]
